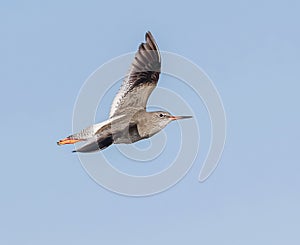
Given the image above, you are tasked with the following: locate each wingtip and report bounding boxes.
[145,31,153,40]
[144,31,159,55]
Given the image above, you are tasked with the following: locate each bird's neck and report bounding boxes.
[134,111,163,138]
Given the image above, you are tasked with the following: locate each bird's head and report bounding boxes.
[146,111,192,136]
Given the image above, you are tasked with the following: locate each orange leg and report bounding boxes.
[57,138,82,145]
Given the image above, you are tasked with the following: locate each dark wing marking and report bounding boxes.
[73,135,113,153]
[109,31,161,118]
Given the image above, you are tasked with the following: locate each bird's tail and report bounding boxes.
[72,135,113,153]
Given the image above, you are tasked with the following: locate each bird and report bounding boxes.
[57,32,192,153]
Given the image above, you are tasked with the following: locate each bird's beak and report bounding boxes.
[57,137,82,145]
[169,115,193,121]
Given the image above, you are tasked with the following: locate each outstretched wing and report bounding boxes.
[109,31,161,118]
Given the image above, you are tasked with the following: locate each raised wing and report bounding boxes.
[109,31,161,118]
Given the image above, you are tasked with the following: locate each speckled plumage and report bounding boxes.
[57,32,192,153]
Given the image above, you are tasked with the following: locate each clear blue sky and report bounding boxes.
[1,0,300,244]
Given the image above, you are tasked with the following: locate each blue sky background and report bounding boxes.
[1,0,300,244]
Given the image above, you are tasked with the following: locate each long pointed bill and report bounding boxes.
[169,115,193,121]
[57,138,82,146]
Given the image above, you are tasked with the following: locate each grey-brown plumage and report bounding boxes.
[57,32,192,152]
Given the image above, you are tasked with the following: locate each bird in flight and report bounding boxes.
[57,32,192,153]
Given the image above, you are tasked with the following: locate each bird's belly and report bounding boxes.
[113,138,134,144]
[113,123,145,144]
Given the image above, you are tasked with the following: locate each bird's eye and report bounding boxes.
[159,113,164,118]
